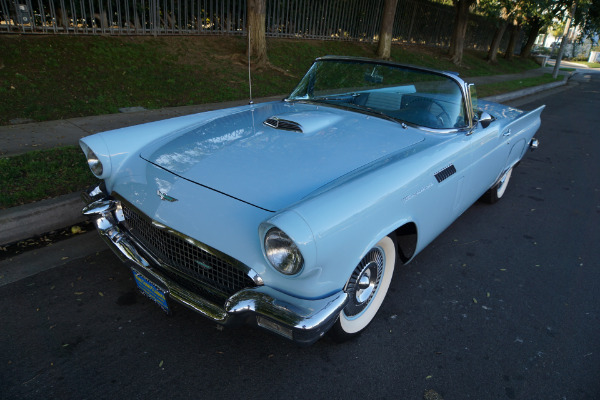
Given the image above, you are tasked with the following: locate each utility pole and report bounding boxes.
[553,1,578,79]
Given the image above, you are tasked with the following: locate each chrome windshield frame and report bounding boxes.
[285,55,474,133]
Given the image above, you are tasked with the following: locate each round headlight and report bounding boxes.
[264,227,304,275]
[85,148,103,177]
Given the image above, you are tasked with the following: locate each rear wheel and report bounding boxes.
[481,167,513,204]
[330,235,397,342]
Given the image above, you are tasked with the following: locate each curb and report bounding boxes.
[0,79,568,247]
[0,193,86,246]
[481,74,569,103]
[0,231,107,286]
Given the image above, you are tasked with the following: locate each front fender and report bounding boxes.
[79,105,255,191]
[259,210,317,276]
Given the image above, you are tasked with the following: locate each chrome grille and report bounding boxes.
[121,204,256,304]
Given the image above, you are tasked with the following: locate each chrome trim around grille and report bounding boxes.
[82,187,347,345]
[114,194,262,304]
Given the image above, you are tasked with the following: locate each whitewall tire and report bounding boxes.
[482,167,513,204]
[330,235,397,341]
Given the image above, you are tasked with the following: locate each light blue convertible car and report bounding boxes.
[81,56,544,344]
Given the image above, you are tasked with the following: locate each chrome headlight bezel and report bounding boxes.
[264,227,304,275]
[80,140,111,179]
[85,147,104,177]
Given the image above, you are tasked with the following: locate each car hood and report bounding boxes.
[140,101,424,211]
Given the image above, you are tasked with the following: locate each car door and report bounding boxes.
[461,85,512,205]
[467,118,511,193]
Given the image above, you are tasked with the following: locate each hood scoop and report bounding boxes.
[262,110,344,135]
[263,117,302,133]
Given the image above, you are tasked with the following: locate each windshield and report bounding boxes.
[287,59,468,130]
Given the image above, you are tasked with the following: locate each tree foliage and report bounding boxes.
[577,0,600,38]
[475,0,599,61]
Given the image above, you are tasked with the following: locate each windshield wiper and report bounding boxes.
[312,94,359,101]
[343,103,406,124]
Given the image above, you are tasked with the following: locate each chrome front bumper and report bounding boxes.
[82,190,347,345]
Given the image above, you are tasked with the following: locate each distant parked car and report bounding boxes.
[81,56,543,345]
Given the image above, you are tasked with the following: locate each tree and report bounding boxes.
[377,0,399,59]
[449,0,477,65]
[518,0,564,59]
[480,0,597,64]
[578,0,600,38]
[504,18,521,60]
[553,0,578,78]
[486,6,511,63]
[247,0,268,67]
[520,15,543,58]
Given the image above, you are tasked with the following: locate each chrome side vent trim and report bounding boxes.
[435,164,457,183]
[264,117,303,133]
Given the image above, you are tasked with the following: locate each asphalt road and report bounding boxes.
[1,71,599,400]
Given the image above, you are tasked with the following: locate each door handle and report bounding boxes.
[503,129,512,137]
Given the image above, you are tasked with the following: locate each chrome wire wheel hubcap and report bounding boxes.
[343,248,385,318]
[356,264,376,303]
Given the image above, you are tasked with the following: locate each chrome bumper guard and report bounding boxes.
[82,190,347,345]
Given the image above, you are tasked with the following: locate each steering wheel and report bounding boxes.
[406,98,451,128]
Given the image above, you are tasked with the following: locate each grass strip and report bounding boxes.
[477,74,562,98]
[1,35,541,125]
[575,61,600,68]
[0,146,96,209]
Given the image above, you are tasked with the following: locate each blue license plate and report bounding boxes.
[132,270,170,313]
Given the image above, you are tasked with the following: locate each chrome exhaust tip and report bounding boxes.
[529,138,539,150]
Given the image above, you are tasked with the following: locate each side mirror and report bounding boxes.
[478,112,493,128]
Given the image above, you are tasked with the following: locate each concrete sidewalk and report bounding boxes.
[0,95,284,157]
[0,66,577,246]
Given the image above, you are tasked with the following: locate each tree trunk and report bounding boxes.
[449,0,475,65]
[93,11,109,31]
[247,0,268,66]
[486,8,509,63]
[487,21,508,63]
[520,18,542,58]
[377,0,399,60]
[56,7,65,28]
[553,1,578,78]
[504,20,520,60]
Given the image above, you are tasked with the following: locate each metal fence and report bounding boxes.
[0,0,514,51]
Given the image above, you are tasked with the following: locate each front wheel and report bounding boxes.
[330,235,397,342]
[481,167,513,204]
